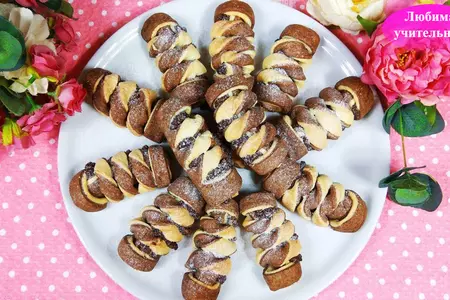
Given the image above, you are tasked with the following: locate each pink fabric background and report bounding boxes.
[0,0,449,299]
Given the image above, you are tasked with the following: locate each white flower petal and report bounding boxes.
[0,66,28,80]
[8,8,33,36]
[25,14,50,48]
[0,3,18,19]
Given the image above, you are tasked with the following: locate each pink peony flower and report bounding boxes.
[362,28,450,106]
[30,45,66,80]
[54,16,77,51]
[385,0,447,16]
[17,102,66,136]
[57,79,87,116]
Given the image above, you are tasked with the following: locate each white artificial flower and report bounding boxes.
[0,3,17,19]
[9,74,49,96]
[306,0,386,34]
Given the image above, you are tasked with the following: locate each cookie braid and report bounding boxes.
[159,97,242,206]
[278,76,376,160]
[69,145,172,212]
[182,200,238,300]
[83,68,165,143]
[209,0,256,78]
[241,193,302,291]
[118,177,205,272]
[254,24,320,113]
[141,13,209,105]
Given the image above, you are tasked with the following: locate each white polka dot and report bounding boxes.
[401,223,407,230]
[50,257,57,264]
[442,265,448,272]
[91,0,97,3]
[28,202,34,209]
[432,158,439,164]
[125,11,130,17]
[419,293,425,299]
[394,145,401,151]
[52,229,59,236]
[419,145,425,151]
[388,209,394,216]
[90,271,96,278]
[65,243,71,250]
[367,292,373,299]
[49,285,55,292]
[137,1,143,6]
[403,250,409,257]
[13,216,20,223]
[425,224,432,231]
[76,31,81,37]
[11,243,17,249]
[85,43,91,49]
[427,251,434,258]
[365,263,371,270]
[408,157,415,164]
[405,278,411,285]
[417,264,423,271]
[376,222,381,229]
[437,211,443,217]
[43,190,50,196]
[23,257,30,264]
[16,189,22,196]
[377,250,383,257]
[78,9,83,15]
[55,203,62,210]
[391,264,397,271]
[33,151,39,157]
[0,256,3,263]
[430,279,436,286]
[412,210,419,217]
[115,0,120,4]
[393,292,399,299]
[30,177,37,183]
[339,291,345,298]
[102,286,108,293]
[36,271,43,277]
[99,32,104,38]
[112,21,118,27]
[41,216,46,223]
[49,138,56,144]
[75,286,82,292]
[77,257,84,264]
[353,277,359,284]
[46,164,52,170]
[389,236,396,243]
[38,243,45,250]
[4,176,11,182]
[0,229,6,236]
[88,21,94,27]
[2,203,8,209]
[444,145,449,151]
[431,134,436,138]
[444,294,449,300]
[379,278,385,285]
[73,55,78,61]
[25,230,31,237]
[19,163,26,170]
[8,270,15,278]
[439,238,445,245]
[63,271,69,278]
[415,237,421,244]
[20,285,27,292]
[357,37,363,44]
[101,9,107,16]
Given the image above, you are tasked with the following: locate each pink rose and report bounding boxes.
[385,0,447,16]
[362,28,450,106]
[15,0,39,8]
[17,102,66,136]
[57,79,87,116]
[30,45,66,80]
[54,16,77,51]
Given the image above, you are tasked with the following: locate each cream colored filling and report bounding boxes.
[209,36,235,56]
[175,114,204,148]
[81,173,107,204]
[205,208,238,219]
[330,191,360,228]
[94,158,116,185]
[210,20,238,39]
[252,139,278,165]
[239,125,266,158]
[184,131,213,169]
[92,75,104,93]
[225,11,252,27]
[242,204,273,216]
[310,108,343,138]
[126,236,158,260]
[264,261,296,275]
[178,44,200,64]
[200,258,232,275]
[270,36,313,55]
[141,239,171,256]
[180,60,207,83]
[111,152,132,176]
[102,74,120,103]
[118,81,137,112]
[337,86,360,110]
[282,179,300,212]
[215,91,245,123]
[311,175,333,227]
[161,206,195,227]
[298,121,328,150]
[198,234,237,258]
[201,145,223,182]
[153,223,183,243]
[224,112,249,142]
[257,69,291,84]
[327,101,354,127]
[170,30,192,49]
[262,52,297,69]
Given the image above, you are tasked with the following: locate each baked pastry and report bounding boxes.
[141,13,209,105]
[263,160,367,232]
[69,145,171,212]
[83,68,165,143]
[209,0,256,78]
[254,24,320,113]
[182,199,238,300]
[159,97,242,206]
[240,192,302,291]
[118,177,205,272]
[277,76,376,161]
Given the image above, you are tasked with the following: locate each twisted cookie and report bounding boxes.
[159,97,242,206]
[83,68,165,143]
[209,0,256,78]
[182,200,238,300]
[255,24,320,113]
[118,177,205,272]
[263,160,367,232]
[241,193,302,291]
[141,13,208,105]
[277,76,375,161]
[69,145,172,212]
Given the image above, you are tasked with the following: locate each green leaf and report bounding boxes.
[0,77,27,116]
[39,0,62,10]
[389,174,427,191]
[0,16,26,71]
[39,0,74,18]
[391,101,445,137]
[382,99,402,134]
[378,166,425,188]
[414,102,437,126]
[395,188,429,205]
[357,15,379,36]
[445,0,450,5]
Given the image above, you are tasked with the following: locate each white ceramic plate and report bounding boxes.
[58,0,390,299]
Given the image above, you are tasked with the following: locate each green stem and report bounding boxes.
[25,93,41,113]
[399,109,408,168]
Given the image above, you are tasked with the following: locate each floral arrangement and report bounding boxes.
[306,0,448,211]
[0,0,86,149]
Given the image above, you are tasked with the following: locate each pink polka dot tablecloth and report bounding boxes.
[0,0,449,299]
